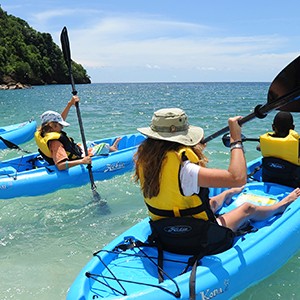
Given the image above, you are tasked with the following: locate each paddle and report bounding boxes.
[60,26,105,206]
[0,136,31,153]
[222,133,259,148]
[202,55,300,144]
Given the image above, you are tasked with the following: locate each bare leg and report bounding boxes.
[210,186,244,213]
[217,187,300,232]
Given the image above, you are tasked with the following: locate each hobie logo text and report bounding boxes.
[164,225,192,234]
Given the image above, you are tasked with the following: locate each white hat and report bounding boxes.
[41,110,70,127]
[137,108,204,146]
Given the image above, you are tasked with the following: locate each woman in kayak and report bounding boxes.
[133,108,300,254]
[35,95,121,170]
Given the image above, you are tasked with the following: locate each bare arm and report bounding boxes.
[61,95,79,121]
[56,156,92,171]
[50,140,91,171]
[198,116,247,188]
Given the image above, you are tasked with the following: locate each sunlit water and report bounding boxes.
[0,83,299,299]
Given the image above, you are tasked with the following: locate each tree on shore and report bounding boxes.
[0,7,91,85]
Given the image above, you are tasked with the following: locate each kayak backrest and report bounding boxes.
[0,166,17,176]
[262,156,300,188]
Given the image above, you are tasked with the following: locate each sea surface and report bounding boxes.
[0,82,299,300]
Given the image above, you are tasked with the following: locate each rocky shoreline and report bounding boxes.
[0,82,32,90]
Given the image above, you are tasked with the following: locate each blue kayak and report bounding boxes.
[0,120,36,149]
[0,133,145,199]
[66,157,300,300]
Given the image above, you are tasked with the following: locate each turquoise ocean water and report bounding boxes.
[0,83,299,300]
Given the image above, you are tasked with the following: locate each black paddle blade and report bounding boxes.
[202,55,300,144]
[60,27,72,69]
[0,136,31,153]
[268,55,300,112]
[0,136,20,149]
[91,185,102,202]
[60,27,77,95]
[91,186,110,214]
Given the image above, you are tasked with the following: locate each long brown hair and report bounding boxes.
[133,138,208,198]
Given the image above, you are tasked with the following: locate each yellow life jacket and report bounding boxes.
[35,131,60,158]
[34,130,82,164]
[260,129,300,165]
[141,147,214,221]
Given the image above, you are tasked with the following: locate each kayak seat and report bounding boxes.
[127,135,136,147]
[116,134,145,150]
[0,166,17,178]
[34,158,50,168]
[262,157,300,188]
[136,134,146,145]
[27,155,50,169]
[117,136,127,150]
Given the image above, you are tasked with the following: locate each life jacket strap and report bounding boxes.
[145,202,205,218]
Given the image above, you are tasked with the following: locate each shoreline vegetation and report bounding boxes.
[0,6,91,87]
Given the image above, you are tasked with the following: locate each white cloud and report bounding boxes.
[25,10,300,81]
[32,8,99,24]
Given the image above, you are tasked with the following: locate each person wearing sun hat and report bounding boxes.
[133,108,300,255]
[35,96,121,171]
[137,108,204,146]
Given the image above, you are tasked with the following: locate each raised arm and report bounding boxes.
[61,95,79,121]
[198,116,247,188]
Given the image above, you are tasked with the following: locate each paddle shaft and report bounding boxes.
[60,27,101,201]
[243,137,259,142]
[203,85,300,144]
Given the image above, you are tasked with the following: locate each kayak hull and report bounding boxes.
[0,120,36,149]
[66,158,300,299]
[0,133,145,199]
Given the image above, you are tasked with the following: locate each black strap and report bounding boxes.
[145,202,206,218]
[157,245,164,283]
[247,165,262,180]
[38,149,55,165]
[189,255,202,300]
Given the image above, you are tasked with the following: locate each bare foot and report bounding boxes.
[277,187,300,212]
[109,137,122,152]
[283,187,300,203]
[210,185,245,213]
[224,185,245,204]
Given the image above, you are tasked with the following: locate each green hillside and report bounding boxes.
[0,7,91,85]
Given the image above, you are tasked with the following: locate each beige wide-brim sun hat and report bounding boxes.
[137,108,204,146]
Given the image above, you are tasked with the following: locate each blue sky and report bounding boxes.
[1,0,300,83]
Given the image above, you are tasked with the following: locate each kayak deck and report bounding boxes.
[0,133,144,172]
[0,133,145,199]
[67,180,300,300]
[0,120,36,149]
